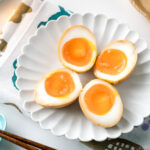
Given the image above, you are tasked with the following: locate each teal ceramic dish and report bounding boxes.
[0,114,6,141]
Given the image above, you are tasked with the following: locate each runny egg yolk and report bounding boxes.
[45,71,75,97]
[96,49,127,75]
[62,37,94,66]
[84,84,116,115]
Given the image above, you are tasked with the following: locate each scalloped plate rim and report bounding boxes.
[16,13,150,141]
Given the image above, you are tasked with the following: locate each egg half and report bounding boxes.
[79,79,123,128]
[94,40,137,84]
[58,25,97,73]
[34,68,82,108]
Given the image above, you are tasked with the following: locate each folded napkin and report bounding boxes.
[0,0,149,149]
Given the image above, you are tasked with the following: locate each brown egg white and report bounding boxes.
[34,68,82,108]
[58,25,97,73]
[94,40,137,84]
[79,79,123,128]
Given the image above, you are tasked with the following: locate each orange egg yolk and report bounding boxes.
[84,84,116,115]
[45,71,75,97]
[62,38,95,66]
[95,49,127,75]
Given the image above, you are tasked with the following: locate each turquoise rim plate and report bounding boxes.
[0,114,6,141]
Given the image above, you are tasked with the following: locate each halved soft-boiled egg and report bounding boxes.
[94,40,137,84]
[79,79,123,128]
[58,25,97,73]
[34,68,82,108]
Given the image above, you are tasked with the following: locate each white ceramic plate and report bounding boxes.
[16,13,150,141]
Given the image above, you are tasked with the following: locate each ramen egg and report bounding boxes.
[34,68,82,108]
[94,40,137,84]
[58,25,97,73]
[79,79,123,128]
